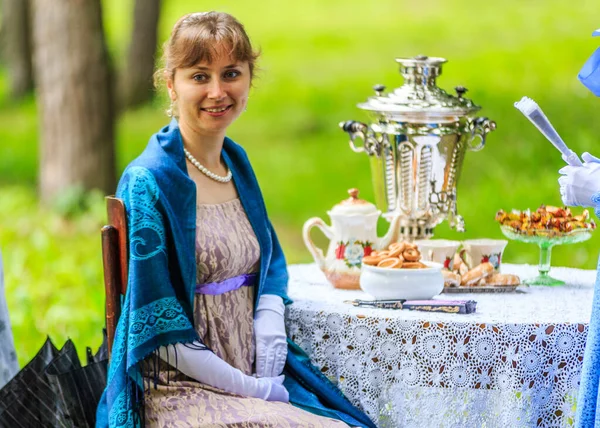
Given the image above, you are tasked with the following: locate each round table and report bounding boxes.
[285,263,598,428]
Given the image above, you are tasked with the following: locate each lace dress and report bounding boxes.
[144,198,347,427]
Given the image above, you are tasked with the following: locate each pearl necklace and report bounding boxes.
[183,148,232,183]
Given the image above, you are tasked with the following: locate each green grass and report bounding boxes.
[0,187,107,365]
[2,0,600,365]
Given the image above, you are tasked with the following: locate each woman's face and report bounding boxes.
[168,44,251,138]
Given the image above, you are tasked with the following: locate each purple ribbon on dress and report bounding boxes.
[195,272,257,295]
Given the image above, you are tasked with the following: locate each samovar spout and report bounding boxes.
[448,212,466,232]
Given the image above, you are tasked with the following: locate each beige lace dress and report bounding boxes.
[144,198,348,427]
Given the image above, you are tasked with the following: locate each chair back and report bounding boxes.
[101,197,128,359]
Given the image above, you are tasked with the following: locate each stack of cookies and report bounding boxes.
[362,242,428,269]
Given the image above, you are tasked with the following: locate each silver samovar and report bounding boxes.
[340,55,496,241]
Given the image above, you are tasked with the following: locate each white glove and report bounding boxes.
[254,294,288,378]
[558,159,600,207]
[563,151,600,164]
[158,341,289,402]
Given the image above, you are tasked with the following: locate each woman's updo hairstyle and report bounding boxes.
[155,11,260,87]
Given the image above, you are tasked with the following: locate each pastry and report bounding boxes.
[495,205,596,236]
[402,248,421,262]
[389,241,405,251]
[442,270,461,287]
[388,242,406,258]
[366,241,428,269]
[362,255,385,266]
[478,273,520,286]
[402,261,427,269]
[452,253,469,276]
[377,257,402,268]
[460,262,494,286]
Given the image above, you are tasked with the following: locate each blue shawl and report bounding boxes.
[96,119,375,428]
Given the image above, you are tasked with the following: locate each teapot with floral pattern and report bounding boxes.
[302,188,401,289]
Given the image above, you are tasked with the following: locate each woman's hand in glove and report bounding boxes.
[159,342,289,402]
[254,294,288,378]
[256,374,289,402]
[558,153,600,207]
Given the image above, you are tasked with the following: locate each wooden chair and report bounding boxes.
[100,197,128,360]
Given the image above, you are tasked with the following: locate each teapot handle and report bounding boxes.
[302,217,334,269]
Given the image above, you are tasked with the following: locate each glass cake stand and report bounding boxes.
[500,225,592,286]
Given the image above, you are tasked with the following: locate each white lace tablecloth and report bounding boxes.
[285,263,598,428]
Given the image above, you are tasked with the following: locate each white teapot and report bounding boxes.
[302,188,400,289]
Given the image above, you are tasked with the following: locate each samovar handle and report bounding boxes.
[339,120,370,154]
[466,117,497,152]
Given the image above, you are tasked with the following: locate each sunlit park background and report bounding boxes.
[1,0,600,366]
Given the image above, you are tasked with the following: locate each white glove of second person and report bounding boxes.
[254,294,288,378]
[563,151,600,165]
[558,156,600,207]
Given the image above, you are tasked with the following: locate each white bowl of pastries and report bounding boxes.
[360,242,444,300]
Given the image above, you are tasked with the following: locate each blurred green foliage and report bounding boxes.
[0,186,106,365]
[1,0,600,365]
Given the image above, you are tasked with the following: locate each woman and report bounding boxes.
[559,29,600,428]
[96,12,375,428]
[0,250,19,389]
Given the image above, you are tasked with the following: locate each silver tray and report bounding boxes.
[442,285,522,293]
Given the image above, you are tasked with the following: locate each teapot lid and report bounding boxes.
[357,55,481,120]
[329,188,379,215]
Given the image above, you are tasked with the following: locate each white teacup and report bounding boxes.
[460,239,508,271]
[415,239,461,270]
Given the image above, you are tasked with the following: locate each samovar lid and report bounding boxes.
[357,55,481,121]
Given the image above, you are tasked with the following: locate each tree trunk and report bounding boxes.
[1,0,34,98]
[120,0,161,109]
[32,0,116,201]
